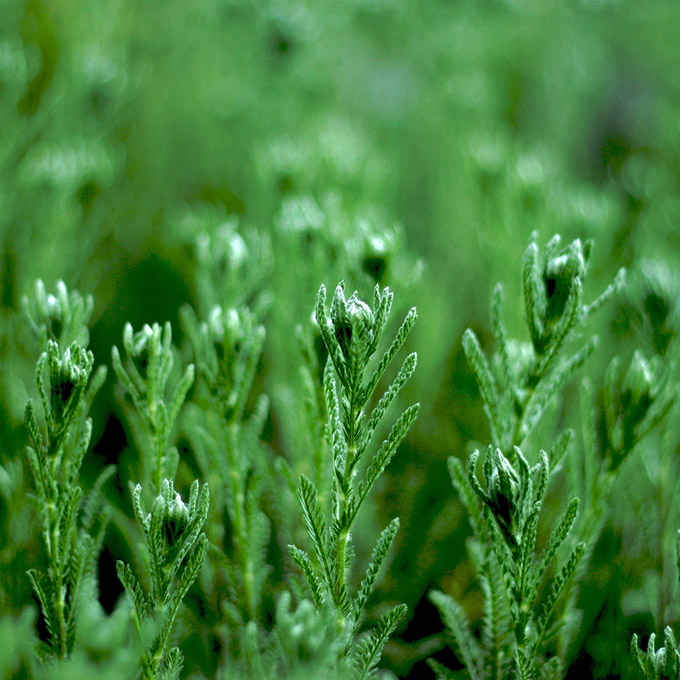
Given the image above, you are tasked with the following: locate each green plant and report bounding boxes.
[462,233,624,456]
[112,322,195,495]
[431,234,630,679]
[22,281,108,660]
[116,479,209,680]
[432,444,583,680]
[4,2,680,677]
[289,281,418,677]
[180,301,272,654]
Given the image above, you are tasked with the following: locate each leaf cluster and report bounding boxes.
[632,627,680,680]
[435,445,582,679]
[112,322,195,494]
[181,302,272,632]
[432,232,633,680]
[289,281,418,676]
[463,232,624,453]
[600,350,677,471]
[22,281,109,660]
[116,479,209,680]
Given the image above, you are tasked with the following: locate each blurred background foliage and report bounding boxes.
[1,0,680,677]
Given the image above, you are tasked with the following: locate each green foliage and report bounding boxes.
[9,230,678,680]
[22,281,108,660]
[432,231,675,680]
[463,233,624,454]
[631,627,680,680]
[112,322,195,494]
[289,281,417,669]
[602,351,676,471]
[116,479,209,680]
[436,445,583,679]
[222,592,357,680]
[181,300,272,652]
[3,4,680,676]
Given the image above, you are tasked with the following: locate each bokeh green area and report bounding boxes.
[1,0,680,677]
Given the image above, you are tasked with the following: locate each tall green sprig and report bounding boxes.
[116,479,209,680]
[290,281,418,677]
[24,346,108,659]
[433,234,626,679]
[181,303,270,629]
[463,232,624,454]
[22,280,108,661]
[112,322,195,495]
[564,326,677,669]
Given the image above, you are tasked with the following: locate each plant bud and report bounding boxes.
[487,449,521,535]
[122,322,169,375]
[42,283,69,341]
[123,322,154,364]
[24,279,92,348]
[621,351,653,411]
[164,491,190,546]
[207,306,246,358]
[48,341,93,422]
[331,285,374,361]
[345,294,373,329]
[155,481,193,565]
[361,230,396,285]
[544,239,588,325]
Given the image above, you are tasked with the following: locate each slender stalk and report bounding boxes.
[223,420,255,621]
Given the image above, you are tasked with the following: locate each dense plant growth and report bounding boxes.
[2,229,677,679]
[2,0,680,678]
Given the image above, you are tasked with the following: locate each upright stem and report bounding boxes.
[335,384,359,620]
[224,421,255,621]
[513,378,538,453]
[153,428,163,496]
[48,498,67,658]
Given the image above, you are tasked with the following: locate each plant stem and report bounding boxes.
[335,391,359,619]
[224,421,255,621]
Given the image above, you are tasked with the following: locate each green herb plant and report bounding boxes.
[110,317,214,679]
[461,233,624,456]
[22,281,108,660]
[289,281,418,678]
[11,233,677,680]
[431,234,629,679]
[112,322,195,495]
[181,301,272,663]
[116,479,209,680]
